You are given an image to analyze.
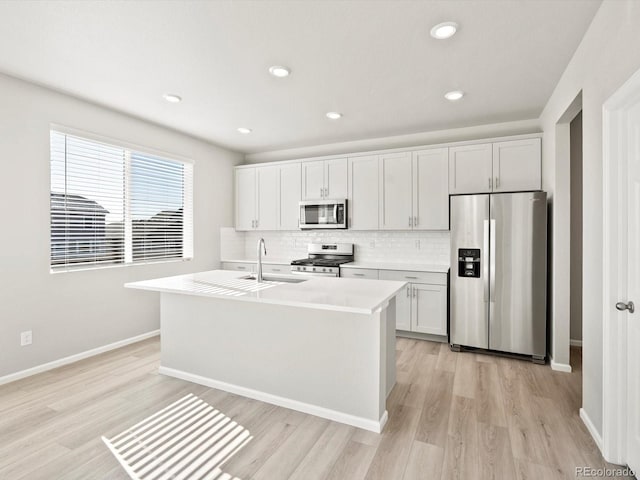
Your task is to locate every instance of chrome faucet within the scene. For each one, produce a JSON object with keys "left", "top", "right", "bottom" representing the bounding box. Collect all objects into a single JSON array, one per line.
[{"left": 256, "top": 238, "right": 267, "bottom": 282}]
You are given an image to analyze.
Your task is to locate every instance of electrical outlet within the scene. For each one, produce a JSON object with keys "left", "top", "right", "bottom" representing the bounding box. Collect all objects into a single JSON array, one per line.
[{"left": 20, "top": 330, "right": 32, "bottom": 346}]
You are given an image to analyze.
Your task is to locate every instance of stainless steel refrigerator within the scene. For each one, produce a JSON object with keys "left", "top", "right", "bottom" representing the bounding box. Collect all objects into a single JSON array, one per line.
[{"left": 449, "top": 192, "right": 547, "bottom": 362}]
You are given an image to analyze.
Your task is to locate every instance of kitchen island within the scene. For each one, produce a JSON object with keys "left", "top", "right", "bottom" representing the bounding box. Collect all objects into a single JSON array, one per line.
[{"left": 126, "top": 270, "right": 405, "bottom": 432}]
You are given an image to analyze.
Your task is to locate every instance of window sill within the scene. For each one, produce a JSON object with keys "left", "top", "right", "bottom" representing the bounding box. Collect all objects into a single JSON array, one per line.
[{"left": 50, "top": 257, "right": 193, "bottom": 274}]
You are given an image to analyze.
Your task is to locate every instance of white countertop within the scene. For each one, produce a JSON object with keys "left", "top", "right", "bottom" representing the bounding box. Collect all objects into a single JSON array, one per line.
[
  {"left": 126, "top": 270, "right": 406, "bottom": 315},
  {"left": 340, "top": 262, "right": 450, "bottom": 273}
]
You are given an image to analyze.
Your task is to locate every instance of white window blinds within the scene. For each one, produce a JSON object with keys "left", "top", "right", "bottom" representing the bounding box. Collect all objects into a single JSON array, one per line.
[{"left": 50, "top": 130, "right": 193, "bottom": 271}]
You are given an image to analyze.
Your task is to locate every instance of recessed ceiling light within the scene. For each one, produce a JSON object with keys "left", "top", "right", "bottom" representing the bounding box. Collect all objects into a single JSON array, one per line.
[
  {"left": 162, "top": 93, "right": 182, "bottom": 103},
  {"left": 444, "top": 90, "right": 465, "bottom": 101},
  {"left": 268, "top": 66, "right": 290, "bottom": 78},
  {"left": 237, "top": 127, "right": 252, "bottom": 134},
  {"left": 430, "top": 22, "right": 458, "bottom": 40},
  {"left": 326, "top": 112, "right": 343, "bottom": 120}
]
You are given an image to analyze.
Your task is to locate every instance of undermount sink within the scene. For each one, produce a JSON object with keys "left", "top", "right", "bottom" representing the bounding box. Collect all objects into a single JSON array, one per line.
[{"left": 240, "top": 274, "right": 307, "bottom": 284}]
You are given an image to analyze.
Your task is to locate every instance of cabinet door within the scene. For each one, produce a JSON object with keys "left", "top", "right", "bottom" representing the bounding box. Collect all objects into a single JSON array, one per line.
[
  {"left": 412, "top": 284, "right": 447, "bottom": 336},
  {"left": 379, "top": 152, "right": 412, "bottom": 230},
  {"left": 449, "top": 143, "right": 493, "bottom": 194},
  {"left": 395, "top": 284, "right": 412, "bottom": 331},
  {"left": 302, "top": 160, "right": 325, "bottom": 200},
  {"left": 256, "top": 166, "right": 279, "bottom": 230},
  {"left": 348, "top": 155, "right": 379, "bottom": 230},
  {"left": 325, "top": 158, "right": 348, "bottom": 199},
  {"left": 279, "top": 163, "right": 301, "bottom": 230},
  {"left": 492, "top": 138, "right": 541, "bottom": 192},
  {"left": 235, "top": 168, "right": 256, "bottom": 231},
  {"left": 413, "top": 148, "right": 449, "bottom": 230}
]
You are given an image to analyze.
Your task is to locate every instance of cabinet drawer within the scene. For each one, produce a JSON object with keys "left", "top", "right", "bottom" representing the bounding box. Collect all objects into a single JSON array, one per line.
[
  {"left": 379, "top": 270, "right": 447, "bottom": 285},
  {"left": 262, "top": 264, "right": 289, "bottom": 274},
  {"left": 221, "top": 262, "right": 255, "bottom": 272},
  {"left": 340, "top": 268, "right": 379, "bottom": 279}
]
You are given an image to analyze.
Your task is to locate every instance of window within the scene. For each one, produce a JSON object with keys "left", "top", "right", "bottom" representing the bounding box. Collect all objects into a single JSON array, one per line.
[{"left": 50, "top": 130, "right": 193, "bottom": 271}]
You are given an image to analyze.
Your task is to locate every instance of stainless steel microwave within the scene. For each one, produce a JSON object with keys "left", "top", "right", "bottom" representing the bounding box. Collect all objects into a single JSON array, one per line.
[{"left": 299, "top": 199, "right": 348, "bottom": 229}]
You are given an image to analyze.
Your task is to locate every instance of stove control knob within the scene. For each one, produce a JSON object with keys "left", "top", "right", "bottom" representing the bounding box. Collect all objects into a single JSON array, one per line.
[
  {"left": 322, "top": 268, "right": 326, "bottom": 272},
  {"left": 312, "top": 267, "right": 316, "bottom": 271}
]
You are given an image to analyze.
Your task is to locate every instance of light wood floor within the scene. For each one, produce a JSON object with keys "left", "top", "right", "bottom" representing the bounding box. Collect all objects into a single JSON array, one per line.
[{"left": 0, "top": 337, "right": 630, "bottom": 479}]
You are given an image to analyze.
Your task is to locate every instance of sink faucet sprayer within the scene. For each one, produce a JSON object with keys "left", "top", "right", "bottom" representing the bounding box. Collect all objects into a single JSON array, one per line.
[{"left": 257, "top": 238, "right": 267, "bottom": 282}]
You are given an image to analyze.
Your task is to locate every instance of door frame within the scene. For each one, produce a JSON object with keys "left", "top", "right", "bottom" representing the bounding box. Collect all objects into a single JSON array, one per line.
[{"left": 602, "top": 66, "right": 640, "bottom": 465}]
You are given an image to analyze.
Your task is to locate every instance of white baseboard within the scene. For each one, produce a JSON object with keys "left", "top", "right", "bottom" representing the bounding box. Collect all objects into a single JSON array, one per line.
[
  {"left": 0, "top": 330, "right": 160, "bottom": 386},
  {"left": 549, "top": 355, "right": 573, "bottom": 373},
  {"left": 570, "top": 339, "right": 583, "bottom": 347},
  {"left": 580, "top": 407, "right": 604, "bottom": 452},
  {"left": 159, "top": 365, "right": 388, "bottom": 433}
]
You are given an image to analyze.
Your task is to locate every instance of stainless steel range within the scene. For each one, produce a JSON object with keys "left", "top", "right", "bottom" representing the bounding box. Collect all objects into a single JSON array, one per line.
[{"left": 290, "top": 243, "right": 354, "bottom": 277}]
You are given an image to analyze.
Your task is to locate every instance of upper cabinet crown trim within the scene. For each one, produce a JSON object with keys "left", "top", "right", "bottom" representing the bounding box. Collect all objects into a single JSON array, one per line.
[{"left": 235, "top": 133, "right": 542, "bottom": 169}]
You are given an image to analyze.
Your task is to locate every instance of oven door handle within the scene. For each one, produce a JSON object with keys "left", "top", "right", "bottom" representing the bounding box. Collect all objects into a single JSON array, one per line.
[{"left": 290, "top": 270, "right": 338, "bottom": 277}]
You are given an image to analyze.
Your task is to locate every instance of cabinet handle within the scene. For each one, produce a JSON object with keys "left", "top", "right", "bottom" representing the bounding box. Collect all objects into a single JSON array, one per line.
[
  {"left": 251, "top": 220, "right": 254, "bottom": 228},
  {"left": 488, "top": 177, "right": 492, "bottom": 189},
  {"left": 414, "top": 216, "right": 418, "bottom": 227},
  {"left": 272, "top": 268, "right": 281, "bottom": 272},
  {"left": 409, "top": 216, "right": 412, "bottom": 227},
  {"left": 496, "top": 176, "right": 500, "bottom": 188},
  {"left": 353, "top": 273, "right": 364, "bottom": 277},
  {"left": 255, "top": 219, "right": 259, "bottom": 228},
  {"left": 413, "top": 287, "right": 416, "bottom": 298},
  {"left": 406, "top": 285, "right": 410, "bottom": 297},
  {"left": 238, "top": 266, "right": 246, "bottom": 270},
  {"left": 325, "top": 187, "right": 329, "bottom": 197},
  {"left": 320, "top": 187, "right": 323, "bottom": 198},
  {"left": 405, "top": 276, "right": 419, "bottom": 279}
]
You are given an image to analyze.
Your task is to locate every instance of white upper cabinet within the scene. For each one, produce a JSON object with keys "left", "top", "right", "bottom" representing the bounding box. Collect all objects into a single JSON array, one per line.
[
  {"left": 301, "top": 160, "right": 325, "bottom": 200},
  {"left": 378, "top": 148, "right": 448, "bottom": 230},
  {"left": 492, "top": 138, "right": 541, "bottom": 192},
  {"left": 235, "top": 163, "right": 301, "bottom": 231},
  {"left": 256, "top": 165, "right": 279, "bottom": 231},
  {"left": 325, "top": 158, "right": 348, "bottom": 199},
  {"left": 279, "top": 163, "right": 301, "bottom": 230},
  {"left": 379, "top": 152, "right": 413, "bottom": 230},
  {"left": 449, "top": 143, "right": 493, "bottom": 194},
  {"left": 348, "top": 155, "right": 379, "bottom": 230},
  {"left": 302, "top": 158, "right": 348, "bottom": 200},
  {"left": 449, "top": 138, "right": 541, "bottom": 194},
  {"left": 413, "top": 148, "right": 449, "bottom": 230},
  {"left": 235, "top": 167, "right": 256, "bottom": 231}
]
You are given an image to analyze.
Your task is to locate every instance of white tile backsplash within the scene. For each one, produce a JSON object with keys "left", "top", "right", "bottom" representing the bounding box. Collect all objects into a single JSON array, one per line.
[{"left": 221, "top": 228, "right": 450, "bottom": 265}]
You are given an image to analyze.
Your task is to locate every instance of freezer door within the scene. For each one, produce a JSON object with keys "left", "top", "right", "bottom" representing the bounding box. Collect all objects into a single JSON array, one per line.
[
  {"left": 489, "top": 192, "right": 547, "bottom": 356},
  {"left": 450, "top": 194, "right": 490, "bottom": 349}
]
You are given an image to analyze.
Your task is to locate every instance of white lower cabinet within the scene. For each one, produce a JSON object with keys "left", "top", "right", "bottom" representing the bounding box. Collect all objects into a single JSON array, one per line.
[
  {"left": 221, "top": 262, "right": 255, "bottom": 272},
  {"left": 378, "top": 270, "right": 448, "bottom": 337}
]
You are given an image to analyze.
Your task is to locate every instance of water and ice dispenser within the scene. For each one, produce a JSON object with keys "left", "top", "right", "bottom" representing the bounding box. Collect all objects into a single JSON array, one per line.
[{"left": 457, "top": 249, "right": 481, "bottom": 278}]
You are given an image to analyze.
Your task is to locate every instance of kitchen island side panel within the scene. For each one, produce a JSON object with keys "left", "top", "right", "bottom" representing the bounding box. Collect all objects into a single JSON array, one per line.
[{"left": 159, "top": 292, "right": 392, "bottom": 430}]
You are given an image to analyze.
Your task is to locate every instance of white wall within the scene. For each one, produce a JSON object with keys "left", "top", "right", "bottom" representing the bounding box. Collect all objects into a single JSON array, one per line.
[
  {"left": 540, "top": 0, "right": 640, "bottom": 434},
  {"left": 0, "top": 73, "right": 242, "bottom": 378}
]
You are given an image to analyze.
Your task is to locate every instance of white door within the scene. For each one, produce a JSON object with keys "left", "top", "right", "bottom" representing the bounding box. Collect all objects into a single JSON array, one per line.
[
  {"left": 395, "top": 284, "right": 412, "bottom": 331},
  {"left": 449, "top": 143, "right": 493, "bottom": 194},
  {"left": 379, "top": 152, "right": 412, "bottom": 230},
  {"left": 625, "top": 100, "right": 640, "bottom": 475},
  {"left": 302, "top": 160, "right": 325, "bottom": 200},
  {"left": 235, "top": 168, "right": 255, "bottom": 231},
  {"left": 279, "top": 163, "right": 301, "bottom": 230},
  {"left": 492, "top": 138, "right": 541, "bottom": 192},
  {"left": 413, "top": 148, "right": 449, "bottom": 230},
  {"left": 412, "top": 284, "right": 447, "bottom": 336},
  {"left": 256, "top": 166, "right": 279, "bottom": 230},
  {"left": 325, "top": 158, "right": 348, "bottom": 199},
  {"left": 348, "top": 155, "right": 379, "bottom": 230}
]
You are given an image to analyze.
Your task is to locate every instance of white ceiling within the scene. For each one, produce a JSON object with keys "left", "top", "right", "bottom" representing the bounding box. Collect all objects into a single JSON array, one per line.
[{"left": 0, "top": 0, "right": 601, "bottom": 154}]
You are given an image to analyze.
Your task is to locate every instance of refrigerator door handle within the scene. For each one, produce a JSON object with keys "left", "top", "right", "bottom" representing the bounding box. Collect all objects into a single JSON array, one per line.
[
  {"left": 490, "top": 219, "right": 496, "bottom": 302},
  {"left": 483, "top": 219, "right": 489, "bottom": 302}
]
